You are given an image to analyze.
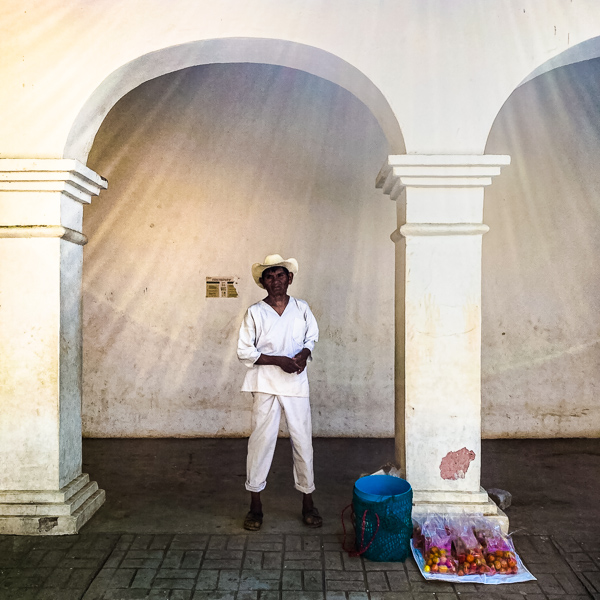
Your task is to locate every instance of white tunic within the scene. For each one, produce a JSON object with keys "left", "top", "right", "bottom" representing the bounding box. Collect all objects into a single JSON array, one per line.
[{"left": 237, "top": 297, "right": 319, "bottom": 397}]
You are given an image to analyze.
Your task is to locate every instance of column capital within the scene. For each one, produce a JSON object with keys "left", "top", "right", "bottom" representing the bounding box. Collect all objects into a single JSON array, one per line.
[
  {"left": 0, "top": 159, "right": 107, "bottom": 243},
  {"left": 376, "top": 154, "right": 511, "bottom": 201},
  {"left": 0, "top": 159, "right": 107, "bottom": 204}
]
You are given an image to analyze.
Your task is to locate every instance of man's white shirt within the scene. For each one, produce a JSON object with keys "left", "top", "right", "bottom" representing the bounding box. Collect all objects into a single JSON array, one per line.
[{"left": 237, "top": 297, "right": 319, "bottom": 397}]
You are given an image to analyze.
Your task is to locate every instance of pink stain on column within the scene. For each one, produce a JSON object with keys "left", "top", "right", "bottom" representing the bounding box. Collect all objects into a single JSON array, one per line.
[{"left": 439, "top": 448, "right": 476, "bottom": 480}]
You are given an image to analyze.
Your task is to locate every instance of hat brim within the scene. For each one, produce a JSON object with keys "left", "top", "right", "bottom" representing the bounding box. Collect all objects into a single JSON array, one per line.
[{"left": 252, "top": 258, "right": 298, "bottom": 289}]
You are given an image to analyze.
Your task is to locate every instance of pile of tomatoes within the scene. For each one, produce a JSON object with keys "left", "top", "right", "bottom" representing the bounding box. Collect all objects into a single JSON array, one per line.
[
  {"left": 484, "top": 549, "right": 519, "bottom": 575},
  {"left": 455, "top": 548, "right": 494, "bottom": 576},
  {"left": 422, "top": 546, "right": 457, "bottom": 574},
  {"left": 414, "top": 517, "right": 520, "bottom": 578},
  {"left": 420, "top": 541, "right": 519, "bottom": 577}
]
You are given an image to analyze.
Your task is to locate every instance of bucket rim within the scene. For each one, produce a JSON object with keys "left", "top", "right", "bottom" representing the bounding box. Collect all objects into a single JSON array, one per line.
[{"left": 354, "top": 474, "right": 412, "bottom": 501}]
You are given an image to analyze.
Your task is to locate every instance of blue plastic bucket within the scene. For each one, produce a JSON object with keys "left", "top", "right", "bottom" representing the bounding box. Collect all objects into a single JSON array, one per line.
[
  {"left": 352, "top": 475, "right": 413, "bottom": 562},
  {"left": 354, "top": 474, "right": 411, "bottom": 502}
]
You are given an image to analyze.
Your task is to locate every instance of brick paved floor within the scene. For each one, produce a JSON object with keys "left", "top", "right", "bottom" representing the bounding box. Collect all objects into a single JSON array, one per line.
[
  {"left": 1, "top": 531, "right": 599, "bottom": 600},
  {"left": 2, "top": 439, "right": 599, "bottom": 599}
]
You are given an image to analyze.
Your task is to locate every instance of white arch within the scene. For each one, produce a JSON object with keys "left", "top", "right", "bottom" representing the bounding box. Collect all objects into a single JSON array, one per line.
[
  {"left": 518, "top": 35, "right": 600, "bottom": 89},
  {"left": 64, "top": 37, "right": 405, "bottom": 162},
  {"left": 486, "top": 35, "right": 600, "bottom": 151}
]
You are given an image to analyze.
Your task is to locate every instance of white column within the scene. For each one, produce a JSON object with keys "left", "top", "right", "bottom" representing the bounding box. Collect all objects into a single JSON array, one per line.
[
  {"left": 377, "top": 155, "right": 510, "bottom": 529},
  {"left": 0, "top": 159, "right": 107, "bottom": 535}
]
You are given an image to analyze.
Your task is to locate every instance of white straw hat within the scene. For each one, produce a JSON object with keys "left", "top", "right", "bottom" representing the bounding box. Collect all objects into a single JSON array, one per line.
[{"left": 252, "top": 254, "right": 299, "bottom": 288}]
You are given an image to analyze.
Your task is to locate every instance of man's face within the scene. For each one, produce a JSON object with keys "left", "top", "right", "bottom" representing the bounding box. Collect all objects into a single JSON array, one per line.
[{"left": 260, "top": 266, "right": 293, "bottom": 296}]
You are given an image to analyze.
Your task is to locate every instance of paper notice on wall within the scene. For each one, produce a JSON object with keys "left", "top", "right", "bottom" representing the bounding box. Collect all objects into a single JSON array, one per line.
[{"left": 206, "top": 277, "right": 238, "bottom": 298}]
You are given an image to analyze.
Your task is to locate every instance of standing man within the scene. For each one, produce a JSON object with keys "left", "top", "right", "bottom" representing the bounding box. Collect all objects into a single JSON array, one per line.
[{"left": 237, "top": 254, "right": 321, "bottom": 531}]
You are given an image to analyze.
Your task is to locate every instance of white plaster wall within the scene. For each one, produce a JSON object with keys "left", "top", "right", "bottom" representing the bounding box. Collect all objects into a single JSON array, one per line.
[
  {"left": 3, "top": 1, "right": 600, "bottom": 158},
  {"left": 483, "top": 58, "right": 600, "bottom": 438},
  {"left": 82, "top": 64, "right": 396, "bottom": 437},
  {"left": 82, "top": 58, "right": 600, "bottom": 438}
]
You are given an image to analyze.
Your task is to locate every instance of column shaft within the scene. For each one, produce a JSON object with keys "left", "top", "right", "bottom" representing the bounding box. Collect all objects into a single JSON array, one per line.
[
  {"left": 378, "top": 155, "right": 510, "bottom": 527},
  {"left": 404, "top": 221, "right": 483, "bottom": 492},
  {"left": 0, "top": 159, "right": 107, "bottom": 534}
]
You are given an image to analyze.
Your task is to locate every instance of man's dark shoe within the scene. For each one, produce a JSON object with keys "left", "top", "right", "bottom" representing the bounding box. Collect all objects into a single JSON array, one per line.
[
  {"left": 302, "top": 506, "right": 323, "bottom": 528},
  {"left": 244, "top": 511, "right": 263, "bottom": 531}
]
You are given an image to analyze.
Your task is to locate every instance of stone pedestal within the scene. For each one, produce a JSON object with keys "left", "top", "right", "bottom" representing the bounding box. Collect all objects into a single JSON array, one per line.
[
  {"left": 377, "top": 155, "right": 510, "bottom": 531},
  {"left": 0, "top": 159, "right": 107, "bottom": 535}
]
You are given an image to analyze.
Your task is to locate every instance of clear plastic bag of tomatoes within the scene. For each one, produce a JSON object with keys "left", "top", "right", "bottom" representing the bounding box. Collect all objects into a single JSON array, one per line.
[
  {"left": 473, "top": 518, "right": 520, "bottom": 575},
  {"left": 411, "top": 515, "right": 536, "bottom": 585},
  {"left": 450, "top": 517, "right": 494, "bottom": 577},
  {"left": 419, "top": 515, "right": 458, "bottom": 576}
]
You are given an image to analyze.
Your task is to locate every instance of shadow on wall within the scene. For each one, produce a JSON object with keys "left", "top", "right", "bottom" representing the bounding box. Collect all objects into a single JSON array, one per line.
[
  {"left": 83, "top": 63, "right": 395, "bottom": 439},
  {"left": 483, "top": 58, "right": 600, "bottom": 438}
]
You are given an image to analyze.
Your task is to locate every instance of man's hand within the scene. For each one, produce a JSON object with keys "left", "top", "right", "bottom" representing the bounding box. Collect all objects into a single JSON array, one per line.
[
  {"left": 293, "top": 349, "right": 311, "bottom": 374},
  {"left": 276, "top": 356, "right": 303, "bottom": 374},
  {"left": 256, "top": 354, "right": 301, "bottom": 374},
  {"left": 255, "top": 351, "right": 311, "bottom": 374}
]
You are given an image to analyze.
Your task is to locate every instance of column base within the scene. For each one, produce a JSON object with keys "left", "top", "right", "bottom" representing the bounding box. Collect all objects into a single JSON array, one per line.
[
  {"left": 0, "top": 474, "right": 105, "bottom": 535},
  {"left": 412, "top": 487, "right": 509, "bottom": 533}
]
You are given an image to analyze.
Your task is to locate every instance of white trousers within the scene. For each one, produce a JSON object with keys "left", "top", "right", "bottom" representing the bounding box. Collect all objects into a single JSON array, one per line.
[{"left": 246, "top": 392, "right": 315, "bottom": 494}]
